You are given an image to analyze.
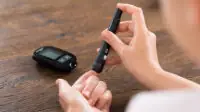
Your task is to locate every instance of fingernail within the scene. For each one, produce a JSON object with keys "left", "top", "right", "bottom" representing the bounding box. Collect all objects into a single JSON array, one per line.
[
  {"left": 89, "top": 70, "right": 97, "bottom": 75},
  {"left": 56, "top": 79, "right": 62, "bottom": 85},
  {"left": 117, "top": 3, "right": 122, "bottom": 6},
  {"left": 101, "top": 30, "right": 107, "bottom": 36},
  {"left": 96, "top": 48, "right": 100, "bottom": 52}
]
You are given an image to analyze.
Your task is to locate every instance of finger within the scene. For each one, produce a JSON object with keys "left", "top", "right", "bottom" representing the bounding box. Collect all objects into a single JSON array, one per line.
[
  {"left": 101, "top": 29, "right": 126, "bottom": 56},
  {"left": 56, "top": 79, "right": 72, "bottom": 104},
  {"left": 97, "top": 37, "right": 132, "bottom": 53},
  {"left": 104, "top": 91, "right": 112, "bottom": 110},
  {"left": 89, "top": 81, "right": 107, "bottom": 106},
  {"left": 56, "top": 79, "right": 93, "bottom": 112},
  {"left": 73, "top": 70, "right": 97, "bottom": 91},
  {"left": 121, "top": 37, "right": 132, "bottom": 45},
  {"left": 117, "top": 3, "right": 148, "bottom": 33},
  {"left": 106, "top": 56, "right": 121, "bottom": 65},
  {"left": 117, "top": 21, "right": 134, "bottom": 33},
  {"left": 73, "top": 70, "right": 98, "bottom": 85},
  {"left": 82, "top": 76, "right": 99, "bottom": 99},
  {"left": 96, "top": 48, "right": 121, "bottom": 65},
  {"left": 96, "top": 90, "right": 112, "bottom": 110},
  {"left": 96, "top": 48, "right": 100, "bottom": 52},
  {"left": 59, "top": 97, "right": 68, "bottom": 111},
  {"left": 94, "top": 52, "right": 122, "bottom": 65}
]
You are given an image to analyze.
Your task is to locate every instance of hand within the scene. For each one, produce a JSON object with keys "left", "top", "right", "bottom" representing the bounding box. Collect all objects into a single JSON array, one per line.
[
  {"left": 98, "top": 4, "right": 200, "bottom": 90},
  {"left": 100, "top": 3, "right": 162, "bottom": 77},
  {"left": 56, "top": 71, "right": 112, "bottom": 112}
]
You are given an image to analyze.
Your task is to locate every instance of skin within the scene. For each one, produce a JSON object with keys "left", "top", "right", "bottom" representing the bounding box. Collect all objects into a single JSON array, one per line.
[
  {"left": 160, "top": 0, "right": 200, "bottom": 64},
  {"left": 100, "top": 3, "right": 200, "bottom": 89},
  {"left": 56, "top": 1, "right": 200, "bottom": 111},
  {"left": 56, "top": 71, "right": 112, "bottom": 112}
]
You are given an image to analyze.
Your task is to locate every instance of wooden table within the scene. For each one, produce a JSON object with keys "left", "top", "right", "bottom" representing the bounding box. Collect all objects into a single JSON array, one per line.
[{"left": 0, "top": 0, "right": 200, "bottom": 112}]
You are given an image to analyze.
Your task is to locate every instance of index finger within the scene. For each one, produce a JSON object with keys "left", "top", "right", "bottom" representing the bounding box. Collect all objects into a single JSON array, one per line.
[
  {"left": 73, "top": 70, "right": 98, "bottom": 86},
  {"left": 117, "top": 21, "right": 133, "bottom": 33},
  {"left": 117, "top": 3, "right": 148, "bottom": 32}
]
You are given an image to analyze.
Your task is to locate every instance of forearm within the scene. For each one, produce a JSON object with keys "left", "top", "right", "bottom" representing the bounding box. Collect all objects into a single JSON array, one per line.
[{"left": 134, "top": 68, "right": 200, "bottom": 90}]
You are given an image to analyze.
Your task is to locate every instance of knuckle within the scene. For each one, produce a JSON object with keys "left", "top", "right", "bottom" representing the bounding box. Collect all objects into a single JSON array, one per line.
[
  {"left": 101, "top": 30, "right": 109, "bottom": 37},
  {"left": 87, "top": 75, "right": 99, "bottom": 83},
  {"left": 101, "top": 30, "right": 106, "bottom": 36},
  {"left": 99, "top": 81, "right": 107, "bottom": 88},
  {"left": 150, "top": 32, "right": 156, "bottom": 37},
  {"left": 105, "top": 90, "right": 112, "bottom": 100},
  {"left": 128, "top": 4, "right": 135, "bottom": 10},
  {"left": 149, "top": 32, "right": 156, "bottom": 39},
  {"left": 136, "top": 7, "right": 143, "bottom": 14}
]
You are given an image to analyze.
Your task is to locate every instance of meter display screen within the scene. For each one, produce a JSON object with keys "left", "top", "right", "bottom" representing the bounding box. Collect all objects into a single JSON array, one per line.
[{"left": 40, "top": 49, "right": 63, "bottom": 60}]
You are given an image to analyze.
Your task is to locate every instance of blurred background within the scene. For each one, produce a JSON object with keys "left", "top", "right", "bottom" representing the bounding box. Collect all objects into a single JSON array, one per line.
[
  {"left": 0, "top": 0, "right": 162, "bottom": 60},
  {"left": 0, "top": 0, "right": 171, "bottom": 112}
]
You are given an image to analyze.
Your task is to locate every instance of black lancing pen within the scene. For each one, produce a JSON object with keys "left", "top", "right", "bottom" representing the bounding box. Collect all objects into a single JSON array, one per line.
[{"left": 92, "top": 8, "right": 123, "bottom": 73}]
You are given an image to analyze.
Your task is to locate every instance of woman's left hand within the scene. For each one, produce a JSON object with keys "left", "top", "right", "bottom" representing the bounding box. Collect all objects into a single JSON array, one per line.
[{"left": 56, "top": 70, "right": 112, "bottom": 112}]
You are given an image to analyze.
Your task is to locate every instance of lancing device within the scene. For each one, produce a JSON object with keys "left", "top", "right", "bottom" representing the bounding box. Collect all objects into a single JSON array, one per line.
[{"left": 92, "top": 8, "right": 123, "bottom": 73}]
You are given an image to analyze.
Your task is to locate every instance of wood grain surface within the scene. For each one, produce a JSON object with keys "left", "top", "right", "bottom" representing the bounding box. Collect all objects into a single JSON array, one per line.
[{"left": 0, "top": 0, "right": 200, "bottom": 112}]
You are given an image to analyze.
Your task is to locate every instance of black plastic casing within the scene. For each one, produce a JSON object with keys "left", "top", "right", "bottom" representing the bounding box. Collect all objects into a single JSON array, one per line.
[
  {"left": 32, "top": 46, "right": 77, "bottom": 72},
  {"left": 92, "top": 8, "right": 123, "bottom": 73}
]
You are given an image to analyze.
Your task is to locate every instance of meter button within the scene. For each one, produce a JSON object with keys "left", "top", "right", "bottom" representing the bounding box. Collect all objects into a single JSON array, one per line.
[
  {"left": 105, "top": 49, "right": 109, "bottom": 54},
  {"left": 103, "top": 55, "right": 107, "bottom": 60},
  {"left": 35, "top": 47, "right": 44, "bottom": 53},
  {"left": 58, "top": 57, "right": 67, "bottom": 63},
  {"left": 63, "top": 55, "right": 72, "bottom": 60}
]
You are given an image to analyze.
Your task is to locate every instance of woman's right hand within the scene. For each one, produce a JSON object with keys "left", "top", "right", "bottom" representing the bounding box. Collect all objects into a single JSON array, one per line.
[
  {"left": 98, "top": 3, "right": 200, "bottom": 90},
  {"left": 100, "top": 3, "right": 162, "bottom": 78}
]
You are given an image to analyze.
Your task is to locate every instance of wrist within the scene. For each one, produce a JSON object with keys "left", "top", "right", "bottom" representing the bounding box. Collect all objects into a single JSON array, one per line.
[{"left": 130, "top": 64, "right": 165, "bottom": 86}]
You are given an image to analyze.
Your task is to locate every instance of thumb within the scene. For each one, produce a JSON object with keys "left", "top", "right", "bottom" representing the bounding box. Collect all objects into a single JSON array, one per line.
[
  {"left": 56, "top": 79, "right": 73, "bottom": 104},
  {"left": 101, "top": 29, "right": 126, "bottom": 56}
]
